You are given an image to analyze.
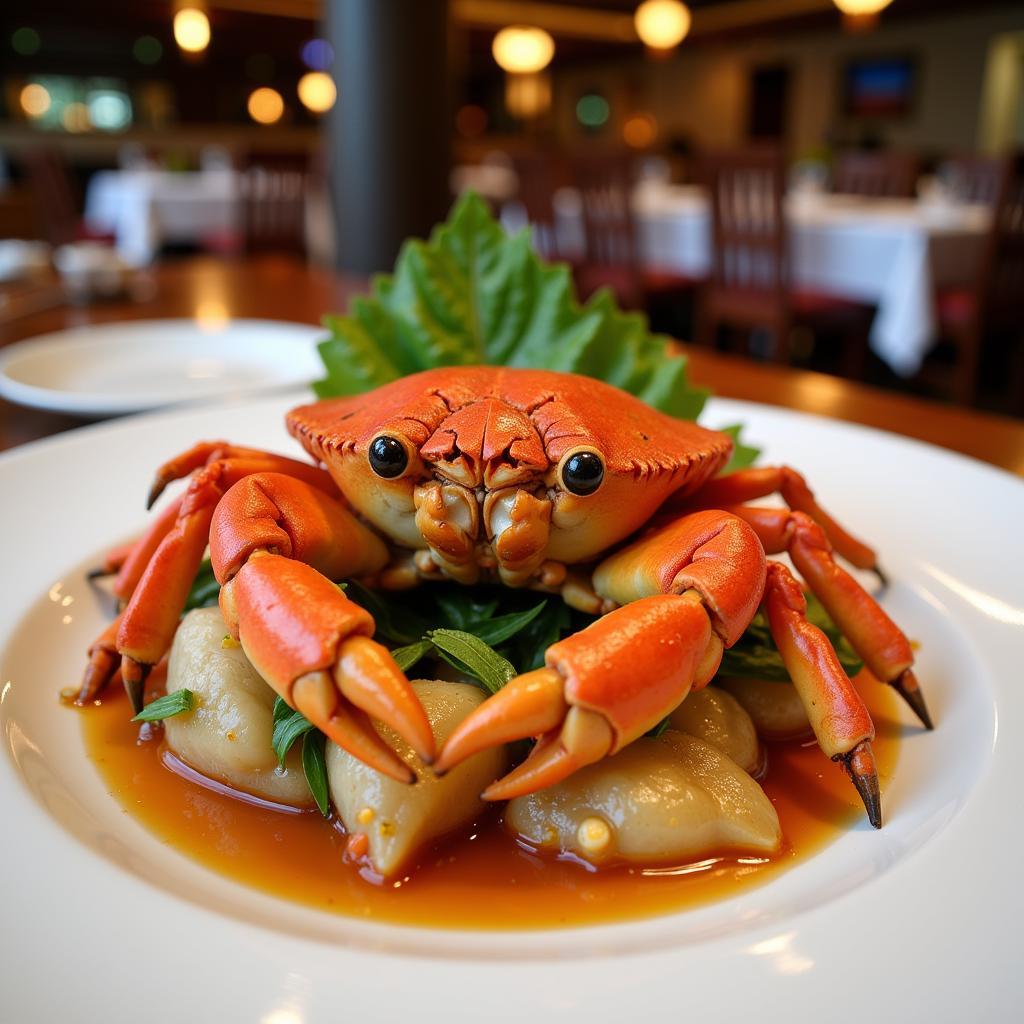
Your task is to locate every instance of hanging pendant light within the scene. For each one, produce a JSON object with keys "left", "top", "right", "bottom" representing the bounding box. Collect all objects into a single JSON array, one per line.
[{"left": 634, "top": 1, "right": 691, "bottom": 54}]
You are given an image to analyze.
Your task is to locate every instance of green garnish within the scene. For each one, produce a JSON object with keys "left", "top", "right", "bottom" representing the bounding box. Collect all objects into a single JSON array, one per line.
[
  {"left": 426, "top": 628, "right": 517, "bottom": 694},
  {"left": 271, "top": 696, "right": 316, "bottom": 768},
  {"left": 131, "top": 689, "right": 195, "bottom": 722},
  {"left": 302, "top": 731, "right": 331, "bottom": 817},
  {"left": 313, "top": 191, "right": 742, "bottom": 438}
]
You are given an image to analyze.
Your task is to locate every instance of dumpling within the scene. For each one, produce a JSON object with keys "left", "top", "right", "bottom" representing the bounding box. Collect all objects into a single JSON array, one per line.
[
  {"left": 718, "top": 676, "right": 812, "bottom": 741},
  {"left": 506, "top": 731, "right": 781, "bottom": 866},
  {"left": 164, "top": 606, "right": 312, "bottom": 807},
  {"left": 669, "top": 686, "right": 762, "bottom": 774},
  {"left": 328, "top": 680, "right": 507, "bottom": 877}
]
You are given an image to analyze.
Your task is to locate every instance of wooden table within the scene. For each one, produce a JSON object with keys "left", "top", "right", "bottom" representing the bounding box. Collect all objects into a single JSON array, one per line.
[{"left": 2, "top": 255, "right": 1023, "bottom": 478}]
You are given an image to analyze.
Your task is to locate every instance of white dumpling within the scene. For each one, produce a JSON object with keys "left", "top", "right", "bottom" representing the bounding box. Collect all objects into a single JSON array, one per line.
[
  {"left": 328, "top": 680, "right": 507, "bottom": 878},
  {"left": 164, "top": 606, "right": 312, "bottom": 807},
  {"left": 506, "top": 731, "right": 781, "bottom": 867},
  {"left": 718, "top": 676, "right": 812, "bottom": 741},
  {"left": 669, "top": 686, "right": 762, "bottom": 774}
]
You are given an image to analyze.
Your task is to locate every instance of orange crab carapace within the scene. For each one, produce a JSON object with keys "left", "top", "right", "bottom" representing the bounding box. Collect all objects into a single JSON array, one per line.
[{"left": 80, "top": 367, "right": 932, "bottom": 827}]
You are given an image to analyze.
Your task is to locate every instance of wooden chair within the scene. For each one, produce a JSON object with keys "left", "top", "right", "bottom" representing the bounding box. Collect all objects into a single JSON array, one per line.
[
  {"left": 937, "top": 154, "right": 1005, "bottom": 206},
  {"left": 510, "top": 152, "right": 569, "bottom": 263},
  {"left": 22, "top": 147, "right": 113, "bottom": 247},
  {"left": 569, "top": 151, "right": 695, "bottom": 310},
  {"left": 931, "top": 153, "right": 1024, "bottom": 407},
  {"left": 239, "top": 151, "right": 310, "bottom": 256},
  {"left": 833, "top": 151, "right": 919, "bottom": 198},
  {"left": 696, "top": 147, "right": 871, "bottom": 372}
]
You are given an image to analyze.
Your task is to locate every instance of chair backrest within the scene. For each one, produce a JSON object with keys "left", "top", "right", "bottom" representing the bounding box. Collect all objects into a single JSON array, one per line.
[
  {"left": 570, "top": 152, "right": 638, "bottom": 269},
  {"left": 939, "top": 154, "right": 1006, "bottom": 206},
  {"left": 703, "top": 147, "right": 786, "bottom": 297},
  {"left": 23, "top": 147, "right": 81, "bottom": 246},
  {"left": 980, "top": 152, "right": 1024, "bottom": 330},
  {"left": 833, "top": 150, "right": 919, "bottom": 198},
  {"left": 240, "top": 151, "right": 309, "bottom": 255},
  {"left": 510, "top": 152, "right": 563, "bottom": 262}
]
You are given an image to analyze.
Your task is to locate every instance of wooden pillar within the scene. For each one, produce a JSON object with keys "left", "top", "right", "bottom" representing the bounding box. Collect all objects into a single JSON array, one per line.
[{"left": 327, "top": 0, "right": 451, "bottom": 274}]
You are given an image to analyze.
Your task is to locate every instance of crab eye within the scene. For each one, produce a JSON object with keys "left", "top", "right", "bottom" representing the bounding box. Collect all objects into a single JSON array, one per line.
[
  {"left": 368, "top": 435, "right": 409, "bottom": 478},
  {"left": 560, "top": 449, "right": 605, "bottom": 496}
]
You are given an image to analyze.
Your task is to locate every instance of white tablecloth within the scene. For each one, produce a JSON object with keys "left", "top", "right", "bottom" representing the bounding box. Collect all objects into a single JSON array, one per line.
[
  {"left": 84, "top": 170, "right": 242, "bottom": 266},
  {"left": 512, "top": 184, "right": 990, "bottom": 377}
]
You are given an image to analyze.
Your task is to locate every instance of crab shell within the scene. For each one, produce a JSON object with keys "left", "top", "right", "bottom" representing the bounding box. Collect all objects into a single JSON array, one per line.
[{"left": 288, "top": 368, "right": 731, "bottom": 585}]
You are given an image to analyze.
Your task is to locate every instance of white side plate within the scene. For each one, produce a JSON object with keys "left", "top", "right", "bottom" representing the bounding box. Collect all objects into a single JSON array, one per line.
[{"left": 0, "top": 318, "right": 325, "bottom": 416}]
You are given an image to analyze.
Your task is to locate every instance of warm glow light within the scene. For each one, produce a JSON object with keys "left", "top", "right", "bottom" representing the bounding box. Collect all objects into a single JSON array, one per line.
[
  {"left": 634, "top": 0, "right": 691, "bottom": 50},
  {"left": 297, "top": 71, "right": 336, "bottom": 113},
  {"left": 174, "top": 9, "right": 210, "bottom": 54},
  {"left": 623, "top": 112, "right": 658, "bottom": 148},
  {"left": 195, "top": 299, "right": 229, "bottom": 331},
  {"left": 833, "top": 0, "right": 893, "bottom": 12},
  {"left": 492, "top": 26, "right": 554, "bottom": 74},
  {"left": 62, "top": 101, "right": 90, "bottom": 133},
  {"left": 505, "top": 73, "right": 551, "bottom": 119},
  {"left": 19, "top": 83, "right": 51, "bottom": 118},
  {"left": 248, "top": 86, "right": 284, "bottom": 125}
]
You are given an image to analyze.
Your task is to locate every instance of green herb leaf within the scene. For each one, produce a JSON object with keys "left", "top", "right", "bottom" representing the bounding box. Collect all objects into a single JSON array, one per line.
[
  {"left": 717, "top": 424, "right": 761, "bottom": 475},
  {"left": 513, "top": 600, "right": 575, "bottom": 672},
  {"left": 427, "top": 628, "right": 517, "bottom": 694},
  {"left": 344, "top": 579, "right": 428, "bottom": 645},
  {"left": 184, "top": 559, "right": 220, "bottom": 612},
  {"left": 647, "top": 716, "right": 672, "bottom": 738},
  {"left": 465, "top": 601, "right": 547, "bottom": 646},
  {"left": 132, "top": 688, "right": 195, "bottom": 722},
  {"left": 302, "top": 730, "right": 331, "bottom": 817},
  {"left": 391, "top": 638, "right": 435, "bottom": 674},
  {"left": 314, "top": 192, "right": 708, "bottom": 424},
  {"left": 271, "top": 696, "right": 315, "bottom": 768}
]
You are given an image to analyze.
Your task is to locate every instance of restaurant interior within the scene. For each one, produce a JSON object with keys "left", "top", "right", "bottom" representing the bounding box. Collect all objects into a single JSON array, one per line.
[{"left": 1, "top": 0, "right": 1023, "bottom": 444}]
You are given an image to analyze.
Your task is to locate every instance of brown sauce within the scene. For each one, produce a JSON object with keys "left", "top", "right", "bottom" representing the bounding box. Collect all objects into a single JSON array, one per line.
[{"left": 78, "top": 676, "right": 900, "bottom": 930}]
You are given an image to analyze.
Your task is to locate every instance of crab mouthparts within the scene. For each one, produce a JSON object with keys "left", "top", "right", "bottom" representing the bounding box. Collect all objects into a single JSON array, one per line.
[{"left": 412, "top": 481, "right": 552, "bottom": 586}]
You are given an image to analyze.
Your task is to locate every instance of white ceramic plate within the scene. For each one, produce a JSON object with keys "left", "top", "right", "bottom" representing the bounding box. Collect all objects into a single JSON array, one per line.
[
  {"left": 0, "top": 319, "right": 325, "bottom": 416},
  {"left": 1, "top": 393, "right": 1021, "bottom": 1023}
]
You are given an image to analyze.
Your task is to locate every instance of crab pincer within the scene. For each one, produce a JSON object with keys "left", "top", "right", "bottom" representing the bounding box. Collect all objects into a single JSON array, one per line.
[
  {"left": 435, "top": 591, "right": 719, "bottom": 799},
  {"left": 219, "top": 554, "right": 435, "bottom": 782}
]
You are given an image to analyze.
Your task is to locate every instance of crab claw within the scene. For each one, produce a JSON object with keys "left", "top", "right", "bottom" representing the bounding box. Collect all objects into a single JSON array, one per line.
[
  {"left": 78, "top": 613, "right": 124, "bottom": 704},
  {"left": 434, "top": 669, "right": 614, "bottom": 800},
  {"left": 437, "top": 594, "right": 716, "bottom": 799},
  {"left": 222, "top": 554, "right": 435, "bottom": 782}
]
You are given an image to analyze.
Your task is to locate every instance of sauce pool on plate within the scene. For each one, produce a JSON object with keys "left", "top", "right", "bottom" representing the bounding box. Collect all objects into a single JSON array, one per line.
[{"left": 78, "top": 676, "right": 900, "bottom": 929}]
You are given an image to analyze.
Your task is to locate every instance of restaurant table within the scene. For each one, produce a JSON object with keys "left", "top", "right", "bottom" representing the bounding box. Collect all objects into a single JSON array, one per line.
[
  {"left": 508, "top": 183, "right": 991, "bottom": 379},
  {"left": 84, "top": 169, "right": 243, "bottom": 266},
  {"left": 1, "top": 255, "right": 1022, "bottom": 479}
]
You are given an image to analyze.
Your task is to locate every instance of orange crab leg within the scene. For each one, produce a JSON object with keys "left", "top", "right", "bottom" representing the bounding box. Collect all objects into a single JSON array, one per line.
[
  {"left": 437, "top": 512, "right": 768, "bottom": 794},
  {"left": 146, "top": 440, "right": 337, "bottom": 509},
  {"left": 728, "top": 505, "right": 932, "bottom": 730},
  {"left": 688, "top": 465, "right": 878, "bottom": 572},
  {"left": 111, "top": 468, "right": 388, "bottom": 703},
  {"left": 762, "top": 561, "right": 880, "bottom": 827},
  {"left": 78, "top": 611, "right": 125, "bottom": 704},
  {"left": 435, "top": 592, "right": 715, "bottom": 797},
  {"left": 220, "top": 553, "right": 434, "bottom": 778}
]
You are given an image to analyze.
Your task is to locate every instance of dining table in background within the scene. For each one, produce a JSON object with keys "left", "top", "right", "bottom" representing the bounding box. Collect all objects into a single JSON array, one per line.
[
  {"left": 0, "top": 255, "right": 1021, "bottom": 479},
  {"left": 508, "top": 182, "right": 991, "bottom": 378},
  {"left": 83, "top": 168, "right": 245, "bottom": 266}
]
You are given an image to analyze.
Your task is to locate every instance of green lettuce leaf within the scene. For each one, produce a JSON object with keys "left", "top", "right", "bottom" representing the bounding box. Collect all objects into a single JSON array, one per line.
[{"left": 313, "top": 192, "right": 712, "bottom": 423}]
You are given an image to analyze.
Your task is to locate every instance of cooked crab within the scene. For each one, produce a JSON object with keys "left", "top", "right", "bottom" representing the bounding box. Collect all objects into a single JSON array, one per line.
[{"left": 79, "top": 367, "right": 932, "bottom": 826}]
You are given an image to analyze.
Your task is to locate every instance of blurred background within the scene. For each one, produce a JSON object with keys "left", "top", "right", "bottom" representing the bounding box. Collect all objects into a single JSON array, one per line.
[{"left": 1, "top": 0, "right": 1023, "bottom": 417}]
